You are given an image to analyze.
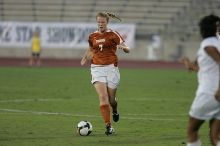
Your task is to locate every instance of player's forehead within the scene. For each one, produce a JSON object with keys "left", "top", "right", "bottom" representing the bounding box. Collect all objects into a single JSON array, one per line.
[{"left": 96, "top": 16, "right": 108, "bottom": 22}]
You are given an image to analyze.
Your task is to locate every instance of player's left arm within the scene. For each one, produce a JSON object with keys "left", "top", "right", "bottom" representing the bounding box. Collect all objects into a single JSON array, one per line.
[
  {"left": 117, "top": 43, "right": 130, "bottom": 53},
  {"left": 205, "top": 46, "right": 220, "bottom": 64},
  {"left": 113, "top": 31, "right": 130, "bottom": 53},
  {"left": 205, "top": 46, "right": 220, "bottom": 101},
  {"left": 215, "top": 83, "right": 220, "bottom": 102}
]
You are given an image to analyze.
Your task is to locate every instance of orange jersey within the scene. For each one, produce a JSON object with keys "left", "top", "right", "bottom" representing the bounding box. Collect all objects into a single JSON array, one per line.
[{"left": 88, "top": 29, "right": 124, "bottom": 66}]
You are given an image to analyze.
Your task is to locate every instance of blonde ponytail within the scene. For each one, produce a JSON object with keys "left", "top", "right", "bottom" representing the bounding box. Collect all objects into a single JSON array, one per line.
[
  {"left": 106, "top": 12, "right": 122, "bottom": 22},
  {"left": 96, "top": 12, "right": 122, "bottom": 22}
]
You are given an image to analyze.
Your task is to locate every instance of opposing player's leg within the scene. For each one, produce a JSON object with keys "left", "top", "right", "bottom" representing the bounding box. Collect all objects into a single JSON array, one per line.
[
  {"left": 209, "top": 119, "right": 220, "bottom": 146},
  {"left": 94, "top": 82, "right": 114, "bottom": 135},
  {"left": 187, "top": 117, "right": 204, "bottom": 146},
  {"left": 108, "top": 87, "right": 119, "bottom": 122},
  {"left": 188, "top": 92, "right": 220, "bottom": 145}
]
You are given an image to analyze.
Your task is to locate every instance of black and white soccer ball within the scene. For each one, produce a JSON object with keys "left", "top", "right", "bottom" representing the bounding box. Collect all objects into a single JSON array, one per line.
[{"left": 77, "top": 121, "right": 93, "bottom": 136}]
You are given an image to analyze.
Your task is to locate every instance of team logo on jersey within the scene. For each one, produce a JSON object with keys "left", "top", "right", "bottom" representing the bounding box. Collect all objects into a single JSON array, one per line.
[{"left": 96, "top": 39, "right": 105, "bottom": 43}]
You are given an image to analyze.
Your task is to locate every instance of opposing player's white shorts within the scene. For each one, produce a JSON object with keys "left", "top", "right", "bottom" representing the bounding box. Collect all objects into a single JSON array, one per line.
[
  {"left": 90, "top": 64, "right": 120, "bottom": 89},
  {"left": 189, "top": 92, "right": 220, "bottom": 120}
]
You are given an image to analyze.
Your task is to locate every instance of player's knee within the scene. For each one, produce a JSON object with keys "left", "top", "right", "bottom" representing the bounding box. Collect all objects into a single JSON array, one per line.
[
  {"left": 109, "top": 100, "right": 117, "bottom": 107},
  {"left": 210, "top": 130, "right": 219, "bottom": 145},
  {"left": 187, "top": 124, "right": 199, "bottom": 136},
  {"left": 99, "top": 94, "right": 109, "bottom": 104}
]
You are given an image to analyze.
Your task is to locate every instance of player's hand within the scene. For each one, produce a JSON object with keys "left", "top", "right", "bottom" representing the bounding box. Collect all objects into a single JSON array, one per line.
[
  {"left": 80, "top": 48, "right": 93, "bottom": 66},
  {"left": 180, "top": 57, "right": 191, "bottom": 70},
  {"left": 180, "top": 57, "right": 198, "bottom": 72},
  {"left": 117, "top": 44, "right": 130, "bottom": 53},
  {"left": 80, "top": 58, "right": 87, "bottom": 66},
  {"left": 215, "top": 88, "right": 220, "bottom": 102}
]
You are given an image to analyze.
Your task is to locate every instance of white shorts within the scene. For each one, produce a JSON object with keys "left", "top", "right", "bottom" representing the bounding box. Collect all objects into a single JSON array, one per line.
[
  {"left": 189, "top": 92, "right": 220, "bottom": 120},
  {"left": 90, "top": 64, "right": 120, "bottom": 89}
]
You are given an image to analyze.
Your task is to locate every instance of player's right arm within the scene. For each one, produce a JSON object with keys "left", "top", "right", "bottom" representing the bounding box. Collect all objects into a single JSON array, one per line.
[
  {"left": 180, "top": 57, "right": 199, "bottom": 72},
  {"left": 80, "top": 48, "right": 93, "bottom": 66}
]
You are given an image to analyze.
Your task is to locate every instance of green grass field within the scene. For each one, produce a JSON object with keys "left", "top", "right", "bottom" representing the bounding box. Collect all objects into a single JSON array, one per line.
[{"left": 0, "top": 67, "right": 212, "bottom": 146}]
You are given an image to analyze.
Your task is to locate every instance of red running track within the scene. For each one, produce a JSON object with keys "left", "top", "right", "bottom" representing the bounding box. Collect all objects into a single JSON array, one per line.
[{"left": 0, "top": 57, "right": 185, "bottom": 69}]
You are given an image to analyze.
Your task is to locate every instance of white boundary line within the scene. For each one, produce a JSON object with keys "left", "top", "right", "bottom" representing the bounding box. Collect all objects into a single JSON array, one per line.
[
  {"left": 0, "top": 108, "right": 186, "bottom": 122},
  {"left": 0, "top": 98, "right": 191, "bottom": 103},
  {"left": 125, "top": 113, "right": 187, "bottom": 116},
  {"left": 0, "top": 108, "right": 100, "bottom": 118},
  {"left": 0, "top": 98, "right": 64, "bottom": 103}
]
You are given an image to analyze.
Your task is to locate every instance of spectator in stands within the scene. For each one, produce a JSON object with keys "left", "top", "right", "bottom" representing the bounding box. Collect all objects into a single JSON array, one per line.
[
  {"left": 181, "top": 14, "right": 220, "bottom": 146},
  {"left": 29, "top": 31, "right": 41, "bottom": 67},
  {"left": 80, "top": 12, "right": 130, "bottom": 135},
  {"left": 147, "top": 34, "right": 161, "bottom": 61},
  {"left": 171, "top": 37, "right": 185, "bottom": 61}
]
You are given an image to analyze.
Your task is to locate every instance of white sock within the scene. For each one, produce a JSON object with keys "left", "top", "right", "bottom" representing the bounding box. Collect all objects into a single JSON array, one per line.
[
  {"left": 217, "top": 141, "right": 220, "bottom": 146},
  {"left": 187, "top": 139, "right": 201, "bottom": 146}
]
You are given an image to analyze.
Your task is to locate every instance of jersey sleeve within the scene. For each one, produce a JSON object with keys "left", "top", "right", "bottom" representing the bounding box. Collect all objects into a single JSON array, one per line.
[
  {"left": 213, "top": 39, "right": 220, "bottom": 52},
  {"left": 113, "top": 31, "right": 124, "bottom": 45},
  {"left": 88, "top": 35, "right": 93, "bottom": 47},
  {"left": 201, "top": 38, "right": 220, "bottom": 52}
]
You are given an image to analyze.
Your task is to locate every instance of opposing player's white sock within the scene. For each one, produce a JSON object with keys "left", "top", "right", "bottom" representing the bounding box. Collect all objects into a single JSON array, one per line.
[
  {"left": 187, "top": 139, "right": 201, "bottom": 146},
  {"left": 216, "top": 141, "right": 220, "bottom": 146}
]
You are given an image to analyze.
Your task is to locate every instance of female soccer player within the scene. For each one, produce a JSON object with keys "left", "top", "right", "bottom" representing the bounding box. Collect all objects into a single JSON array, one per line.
[
  {"left": 81, "top": 12, "right": 130, "bottom": 135},
  {"left": 181, "top": 15, "right": 220, "bottom": 146}
]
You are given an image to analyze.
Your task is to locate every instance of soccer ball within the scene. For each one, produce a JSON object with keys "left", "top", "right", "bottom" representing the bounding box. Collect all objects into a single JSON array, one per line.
[{"left": 77, "top": 121, "right": 93, "bottom": 136}]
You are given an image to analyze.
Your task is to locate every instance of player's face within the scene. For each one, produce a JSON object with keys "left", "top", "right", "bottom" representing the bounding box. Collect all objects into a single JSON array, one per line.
[{"left": 97, "top": 16, "right": 108, "bottom": 33}]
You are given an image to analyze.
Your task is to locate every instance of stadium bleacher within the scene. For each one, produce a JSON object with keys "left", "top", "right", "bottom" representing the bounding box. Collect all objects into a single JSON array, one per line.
[
  {"left": 0, "top": 0, "right": 219, "bottom": 61},
  {"left": 0, "top": 0, "right": 192, "bottom": 37}
]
